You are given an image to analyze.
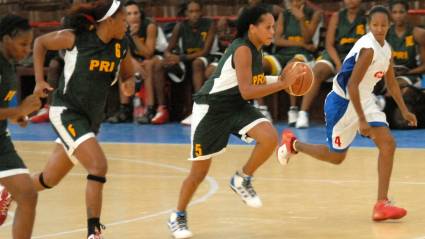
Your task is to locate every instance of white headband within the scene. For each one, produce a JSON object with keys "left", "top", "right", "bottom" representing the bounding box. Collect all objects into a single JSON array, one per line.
[{"left": 97, "top": 0, "right": 121, "bottom": 22}]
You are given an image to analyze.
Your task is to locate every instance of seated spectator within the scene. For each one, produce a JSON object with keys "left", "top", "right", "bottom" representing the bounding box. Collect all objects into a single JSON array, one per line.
[
  {"left": 152, "top": 0, "right": 216, "bottom": 125},
  {"left": 204, "top": 17, "right": 235, "bottom": 79},
  {"left": 296, "top": 0, "right": 366, "bottom": 128},
  {"left": 106, "top": 0, "right": 159, "bottom": 123},
  {"left": 238, "top": 0, "right": 284, "bottom": 20},
  {"left": 263, "top": 0, "right": 322, "bottom": 125},
  {"left": 387, "top": 0, "right": 425, "bottom": 88}
]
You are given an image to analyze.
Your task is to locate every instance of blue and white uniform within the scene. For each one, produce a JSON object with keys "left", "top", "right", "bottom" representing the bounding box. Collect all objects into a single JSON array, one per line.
[{"left": 325, "top": 32, "right": 392, "bottom": 151}]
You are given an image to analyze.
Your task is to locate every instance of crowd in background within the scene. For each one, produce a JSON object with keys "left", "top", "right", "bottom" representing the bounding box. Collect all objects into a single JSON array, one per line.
[{"left": 21, "top": 0, "right": 425, "bottom": 129}]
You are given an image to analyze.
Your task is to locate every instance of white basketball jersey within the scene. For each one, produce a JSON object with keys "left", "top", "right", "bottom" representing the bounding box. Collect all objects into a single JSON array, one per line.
[{"left": 332, "top": 32, "right": 392, "bottom": 101}]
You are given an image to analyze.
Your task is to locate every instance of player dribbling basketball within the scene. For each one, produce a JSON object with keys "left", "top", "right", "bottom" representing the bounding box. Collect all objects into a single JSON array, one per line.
[
  {"left": 167, "top": 6, "right": 305, "bottom": 239},
  {"left": 278, "top": 5, "right": 417, "bottom": 221}
]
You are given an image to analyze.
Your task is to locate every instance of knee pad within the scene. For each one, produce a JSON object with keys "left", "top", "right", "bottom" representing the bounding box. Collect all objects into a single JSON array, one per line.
[
  {"left": 87, "top": 174, "right": 106, "bottom": 184},
  {"left": 39, "top": 173, "right": 52, "bottom": 189}
]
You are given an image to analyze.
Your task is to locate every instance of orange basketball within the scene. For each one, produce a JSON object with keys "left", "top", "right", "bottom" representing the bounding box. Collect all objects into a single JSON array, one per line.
[{"left": 282, "top": 62, "right": 314, "bottom": 96}]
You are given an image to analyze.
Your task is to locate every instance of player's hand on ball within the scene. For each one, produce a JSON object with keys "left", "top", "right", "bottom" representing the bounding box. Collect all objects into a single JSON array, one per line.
[{"left": 280, "top": 62, "right": 306, "bottom": 88}]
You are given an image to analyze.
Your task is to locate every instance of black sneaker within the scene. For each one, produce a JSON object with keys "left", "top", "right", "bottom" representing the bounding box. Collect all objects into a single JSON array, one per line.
[
  {"left": 106, "top": 104, "right": 133, "bottom": 123},
  {"left": 136, "top": 107, "right": 156, "bottom": 124}
]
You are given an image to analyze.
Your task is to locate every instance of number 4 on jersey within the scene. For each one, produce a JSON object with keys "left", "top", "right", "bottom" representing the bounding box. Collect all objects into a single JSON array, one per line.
[{"left": 334, "top": 136, "right": 342, "bottom": 147}]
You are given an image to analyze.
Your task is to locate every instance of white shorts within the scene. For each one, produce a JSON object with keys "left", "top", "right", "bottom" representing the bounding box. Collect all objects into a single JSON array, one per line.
[{"left": 324, "top": 91, "right": 388, "bottom": 152}]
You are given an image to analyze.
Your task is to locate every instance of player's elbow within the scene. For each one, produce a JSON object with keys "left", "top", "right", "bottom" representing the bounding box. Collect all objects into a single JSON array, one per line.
[
  {"left": 240, "top": 91, "right": 253, "bottom": 100},
  {"left": 239, "top": 87, "right": 254, "bottom": 100}
]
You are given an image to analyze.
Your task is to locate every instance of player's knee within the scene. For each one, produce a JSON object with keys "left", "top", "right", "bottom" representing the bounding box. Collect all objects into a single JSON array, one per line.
[
  {"left": 379, "top": 136, "right": 396, "bottom": 152},
  {"left": 329, "top": 153, "right": 346, "bottom": 165},
  {"left": 257, "top": 128, "right": 278, "bottom": 147},
  {"left": 266, "top": 130, "right": 279, "bottom": 148},
  {"left": 88, "top": 159, "right": 108, "bottom": 177},
  {"left": 14, "top": 185, "right": 37, "bottom": 206}
]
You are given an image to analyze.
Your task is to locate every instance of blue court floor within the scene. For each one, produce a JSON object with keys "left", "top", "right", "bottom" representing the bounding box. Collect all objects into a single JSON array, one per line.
[{"left": 8, "top": 122, "right": 425, "bottom": 148}]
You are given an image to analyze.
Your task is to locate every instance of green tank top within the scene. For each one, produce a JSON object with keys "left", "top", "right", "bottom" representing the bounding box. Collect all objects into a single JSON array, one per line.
[
  {"left": 334, "top": 8, "right": 367, "bottom": 58},
  {"left": 276, "top": 7, "right": 314, "bottom": 57},
  {"left": 386, "top": 24, "right": 418, "bottom": 69},
  {"left": 52, "top": 30, "right": 128, "bottom": 124},
  {"left": 179, "top": 17, "right": 212, "bottom": 54},
  {"left": 0, "top": 53, "right": 17, "bottom": 135},
  {"left": 194, "top": 37, "right": 264, "bottom": 107}
]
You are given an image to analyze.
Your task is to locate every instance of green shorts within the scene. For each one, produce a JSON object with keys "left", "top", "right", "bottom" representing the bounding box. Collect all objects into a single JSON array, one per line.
[
  {"left": 50, "top": 106, "right": 98, "bottom": 164},
  {"left": 189, "top": 102, "right": 270, "bottom": 160},
  {"left": 0, "top": 133, "right": 29, "bottom": 178}
]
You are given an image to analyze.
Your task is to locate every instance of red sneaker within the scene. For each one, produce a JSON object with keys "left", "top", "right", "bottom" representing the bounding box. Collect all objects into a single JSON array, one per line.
[
  {"left": 0, "top": 186, "right": 12, "bottom": 225},
  {"left": 277, "top": 129, "right": 298, "bottom": 165},
  {"left": 372, "top": 199, "right": 407, "bottom": 221},
  {"left": 151, "top": 105, "right": 169, "bottom": 124},
  {"left": 30, "top": 104, "right": 49, "bottom": 123}
]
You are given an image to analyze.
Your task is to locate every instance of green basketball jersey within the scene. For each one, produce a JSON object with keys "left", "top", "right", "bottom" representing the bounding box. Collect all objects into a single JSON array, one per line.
[
  {"left": 276, "top": 7, "right": 314, "bottom": 57},
  {"left": 52, "top": 30, "right": 128, "bottom": 124},
  {"left": 194, "top": 37, "right": 264, "bottom": 107},
  {"left": 386, "top": 24, "right": 418, "bottom": 69},
  {"left": 179, "top": 17, "right": 212, "bottom": 54},
  {"left": 334, "top": 8, "right": 367, "bottom": 58},
  {"left": 0, "top": 53, "right": 17, "bottom": 135}
]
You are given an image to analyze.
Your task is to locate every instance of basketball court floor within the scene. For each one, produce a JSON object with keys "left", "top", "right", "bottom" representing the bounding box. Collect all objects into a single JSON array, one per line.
[{"left": 0, "top": 123, "right": 424, "bottom": 239}]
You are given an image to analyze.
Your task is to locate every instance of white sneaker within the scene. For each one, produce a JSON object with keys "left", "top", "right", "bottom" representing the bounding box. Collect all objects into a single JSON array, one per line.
[
  {"left": 229, "top": 171, "right": 262, "bottom": 208},
  {"left": 296, "top": 111, "right": 309, "bottom": 128},
  {"left": 168, "top": 211, "right": 193, "bottom": 239},
  {"left": 258, "top": 105, "right": 273, "bottom": 122},
  {"left": 287, "top": 107, "right": 298, "bottom": 127},
  {"left": 181, "top": 114, "right": 192, "bottom": 126}
]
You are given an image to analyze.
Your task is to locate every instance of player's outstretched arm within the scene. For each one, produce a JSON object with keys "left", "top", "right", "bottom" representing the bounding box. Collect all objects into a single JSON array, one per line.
[{"left": 385, "top": 61, "right": 417, "bottom": 127}]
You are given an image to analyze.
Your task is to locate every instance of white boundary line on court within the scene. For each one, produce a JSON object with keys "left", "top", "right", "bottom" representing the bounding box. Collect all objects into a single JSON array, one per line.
[
  {"left": 10, "top": 150, "right": 219, "bottom": 238},
  {"left": 5, "top": 145, "right": 425, "bottom": 239}
]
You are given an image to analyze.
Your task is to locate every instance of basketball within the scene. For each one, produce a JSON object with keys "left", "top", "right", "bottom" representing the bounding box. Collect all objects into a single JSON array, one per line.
[{"left": 282, "top": 62, "right": 315, "bottom": 96}]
